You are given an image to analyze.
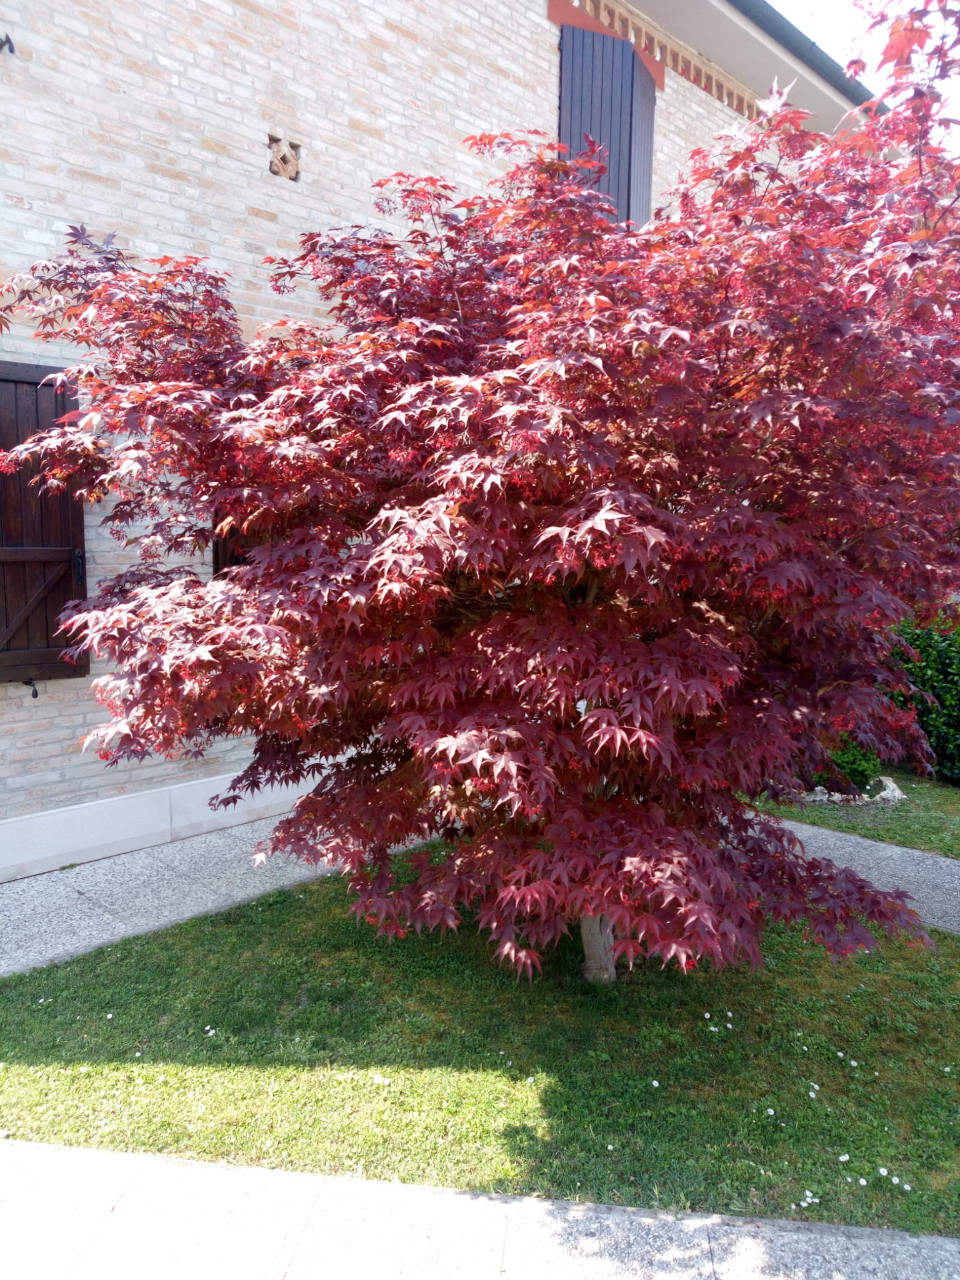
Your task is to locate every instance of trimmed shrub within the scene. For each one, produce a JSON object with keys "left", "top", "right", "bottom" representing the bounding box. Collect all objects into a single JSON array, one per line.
[
  {"left": 816, "top": 738, "right": 882, "bottom": 792},
  {"left": 898, "top": 623, "right": 960, "bottom": 785}
]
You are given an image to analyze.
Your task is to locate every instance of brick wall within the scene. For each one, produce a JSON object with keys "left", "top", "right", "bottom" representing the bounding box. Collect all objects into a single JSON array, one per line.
[
  {"left": 0, "top": 0, "right": 746, "bottom": 821},
  {"left": 653, "top": 65, "right": 745, "bottom": 207},
  {"left": 0, "top": 0, "right": 559, "bottom": 358}
]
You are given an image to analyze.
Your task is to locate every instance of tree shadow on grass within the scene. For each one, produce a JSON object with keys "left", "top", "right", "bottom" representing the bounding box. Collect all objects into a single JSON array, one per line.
[{"left": 0, "top": 875, "right": 958, "bottom": 1242}]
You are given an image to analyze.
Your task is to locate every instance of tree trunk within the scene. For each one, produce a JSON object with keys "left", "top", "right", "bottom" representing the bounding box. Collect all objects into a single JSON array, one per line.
[{"left": 580, "top": 915, "right": 617, "bottom": 983}]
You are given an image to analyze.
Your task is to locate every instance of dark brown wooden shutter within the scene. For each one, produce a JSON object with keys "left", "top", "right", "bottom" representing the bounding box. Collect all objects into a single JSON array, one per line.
[
  {"left": 558, "top": 24, "right": 656, "bottom": 225},
  {"left": 0, "top": 362, "right": 88, "bottom": 683}
]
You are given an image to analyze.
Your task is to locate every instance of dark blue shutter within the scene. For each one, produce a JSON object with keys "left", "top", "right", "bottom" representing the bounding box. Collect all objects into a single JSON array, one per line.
[
  {"left": 0, "top": 362, "right": 87, "bottom": 683},
  {"left": 558, "top": 24, "right": 656, "bottom": 225}
]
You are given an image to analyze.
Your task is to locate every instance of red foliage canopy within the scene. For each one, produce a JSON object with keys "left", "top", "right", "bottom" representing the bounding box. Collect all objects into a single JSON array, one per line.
[{"left": 5, "top": 38, "right": 960, "bottom": 975}]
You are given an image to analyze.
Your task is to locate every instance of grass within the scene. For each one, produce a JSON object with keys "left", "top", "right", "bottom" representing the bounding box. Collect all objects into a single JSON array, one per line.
[
  {"left": 1, "top": 875, "right": 958, "bottom": 1235},
  {"left": 758, "top": 768, "right": 960, "bottom": 860}
]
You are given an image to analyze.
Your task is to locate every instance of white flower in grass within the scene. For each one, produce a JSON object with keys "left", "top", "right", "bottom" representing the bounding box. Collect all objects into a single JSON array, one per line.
[
  {"left": 652, "top": 1080, "right": 659, "bottom": 1088},
  {"left": 839, "top": 1154, "right": 850, "bottom": 1162},
  {"left": 106, "top": 1014, "right": 113, "bottom": 1020},
  {"left": 811, "top": 1083, "right": 819, "bottom": 1090},
  {"left": 607, "top": 1144, "right": 614, "bottom": 1151},
  {"left": 879, "top": 1168, "right": 888, "bottom": 1176},
  {"left": 527, "top": 1077, "right": 535, "bottom": 1084},
  {"left": 802, "top": 1046, "right": 808, "bottom": 1052},
  {"left": 704, "top": 1012, "right": 711, "bottom": 1019},
  {"left": 892, "top": 1177, "right": 900, "bottom": 1185},
  {"left": 767, "top": 1108, "right": 775, "bottom": 1115},
  {"left": 850, "top": 1060, "right": 858, "bottom": 1067},
  {"left": 499, "top": 1050, "right": 505, "bottom": 1055},
  {"left": 837, "top": 1052, "right": 844, "bottom": 1058},
  {"left": 726, "top": 1023, "right": 733, "bottom": 1030},
  {"left": 709, "top": 1026, "right": 719, "bottom": 1033},
  {"left": 808, "top": 1091, "right": 816, "bottom": 1099},
  {"left": 859, "top": 1178, "right": 867, "bottom": 1186},
  {"left": 904, "top": 1184, "right": 912, "bottom": 1192},
  {"left": 727, "top": 1012, "right": 732, "bottom": 1018},
  {"left": 846, "top": 1176, "right": 852, "bottom": 1183}
]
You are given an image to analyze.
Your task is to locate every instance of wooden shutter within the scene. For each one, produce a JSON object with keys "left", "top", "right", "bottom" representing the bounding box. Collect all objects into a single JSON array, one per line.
[
  {"left": 0, "top": 362, "right": 88, "bottom": 683},
  {"left": 558, "top": 23, "right": 656, "bottom": 225}
]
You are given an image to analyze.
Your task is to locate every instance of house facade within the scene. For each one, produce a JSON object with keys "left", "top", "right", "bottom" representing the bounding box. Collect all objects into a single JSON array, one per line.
[{"left": 0, "top": 0, "right": 870, "bottom": 880}]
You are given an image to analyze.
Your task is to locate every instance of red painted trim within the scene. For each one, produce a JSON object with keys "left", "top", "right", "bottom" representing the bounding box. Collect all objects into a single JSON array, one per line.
[
  {"left": 638, "top": 47, "right": 665, "bottom": 92},
  {"left": 546, "top": 0, "right": 666, "bottom": 91}
]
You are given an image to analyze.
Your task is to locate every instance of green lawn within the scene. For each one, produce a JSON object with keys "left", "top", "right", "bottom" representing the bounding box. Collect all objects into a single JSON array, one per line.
[
  {"left": 759, "top": 769, "right": 960, "bottom": 860},
  {"left": 1, "top": 875, "right": 958, "bottom": 1234}
]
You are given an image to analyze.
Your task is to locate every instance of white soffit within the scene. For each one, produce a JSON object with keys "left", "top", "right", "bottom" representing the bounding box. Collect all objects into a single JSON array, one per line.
[{"left": 635, "top": 0, "right": 867, "bottom": 132}]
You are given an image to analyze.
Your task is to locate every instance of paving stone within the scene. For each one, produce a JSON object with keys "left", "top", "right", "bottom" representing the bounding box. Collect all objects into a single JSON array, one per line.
[
  {"left": 0, "top": 873, "right": 90, "bottom": 926},
  {"left": 0, "top": 899, "right": 128, "bottom": 977},
  {"left": 707, "top": 1216, "right": 960, "bottom": 1280},
  {"left": 785, "top": 821, "right": 960, "bottom": 934},
  {"left": 1, "top": 1143, "right": 957, "bottom": 1280},
  {"left": 150, "top": 819, "right": 277, "bottom": 877},
  {"left": 500, "top": 1197, "right": 716, "bottom": 1278},
  {"left": 92, "top": 877, "right": 251, "bottom": 938}
]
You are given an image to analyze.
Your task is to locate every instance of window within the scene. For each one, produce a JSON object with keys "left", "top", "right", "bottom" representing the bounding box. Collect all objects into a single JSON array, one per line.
[
  {"left": 558, "top": 23, "right": 657, "bottom": 225},
  {"left": 0, "top": 362, "right": 88, "bottom": 683}
]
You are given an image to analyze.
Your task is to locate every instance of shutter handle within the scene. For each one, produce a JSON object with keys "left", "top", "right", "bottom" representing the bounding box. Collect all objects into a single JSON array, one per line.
[{"left": 73, "top": 548, "right": 85, "bottom": 586}]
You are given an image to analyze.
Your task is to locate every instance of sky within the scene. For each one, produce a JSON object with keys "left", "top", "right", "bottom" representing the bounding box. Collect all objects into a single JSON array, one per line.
[
  {"left": 768, "top": 0, "right": 887, "bottom": 92},
  {"left": 768, "top": 0, "right": 960, "bottom": 122}
]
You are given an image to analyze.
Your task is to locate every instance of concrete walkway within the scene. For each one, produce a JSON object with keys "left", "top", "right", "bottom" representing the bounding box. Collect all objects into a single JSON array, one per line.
[
  {"left": 0, "top": 817, "right": 327, "bottom": 977},
  {"left": 1, "top": 1140, "right": 957, "bottom": 1280},
  {"left": 783, "top": 819, "right": 960, "bottom": 935}
]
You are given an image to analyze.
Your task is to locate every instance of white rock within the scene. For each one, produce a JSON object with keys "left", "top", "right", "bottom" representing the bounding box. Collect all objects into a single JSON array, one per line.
[
  {"left": 804, "top": 786, "right": 830, "bottom": 803},
  {"left": 872, "top": 776, "right": 907, "bottom": 804}
]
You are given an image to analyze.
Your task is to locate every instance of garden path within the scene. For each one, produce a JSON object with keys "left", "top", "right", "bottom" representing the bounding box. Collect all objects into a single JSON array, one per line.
[
  {"left": 784, "top": 819, "right": 960, "bottom": 935},
  {"left": 0, "top": 1139, "right": 956, "bottom": 1279}
]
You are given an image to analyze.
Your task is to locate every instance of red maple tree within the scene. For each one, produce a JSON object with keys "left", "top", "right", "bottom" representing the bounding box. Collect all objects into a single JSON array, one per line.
[{"left": 5, "top": 7, "right": 960, "bottom": 980}]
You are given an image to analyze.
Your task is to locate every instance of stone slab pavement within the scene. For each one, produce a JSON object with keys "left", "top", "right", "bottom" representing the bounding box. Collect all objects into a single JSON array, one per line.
[
  {"left": 0, "top": 1140, "right": 956, "bottom": 1280},
  {"left": 784, "top": 819, "right": 960, "bottom": 935},
  {"left": 0, "top": 817, "right": 328, "bottom": 977}
]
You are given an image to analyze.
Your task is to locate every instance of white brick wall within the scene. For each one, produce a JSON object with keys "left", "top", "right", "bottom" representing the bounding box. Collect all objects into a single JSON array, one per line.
[
  {"left": 653, "top": 65, "right": 746, "bottom": 205},
  {"left": 0, "top": 0, "right": 748, "bottom": 823}
]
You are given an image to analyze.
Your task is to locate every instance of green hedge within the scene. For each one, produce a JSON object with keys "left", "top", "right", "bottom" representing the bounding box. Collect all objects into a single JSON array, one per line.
[
  {"left": 818, "top": 738, "right": 882, "bottom": 791},
  {"left": 898, "top": 622, "right": 960, "bottom": 785}
]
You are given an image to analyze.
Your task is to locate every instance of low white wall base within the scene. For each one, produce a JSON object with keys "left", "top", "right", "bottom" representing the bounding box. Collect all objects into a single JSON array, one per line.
[{"left": 0, "top": 774, "right": 313, "bottom": 882}]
